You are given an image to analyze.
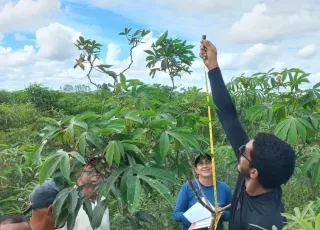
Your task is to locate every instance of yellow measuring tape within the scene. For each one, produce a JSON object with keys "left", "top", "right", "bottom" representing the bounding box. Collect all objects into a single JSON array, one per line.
[{"left": 204, "top": 68, "right": 220, "bottom": 230}]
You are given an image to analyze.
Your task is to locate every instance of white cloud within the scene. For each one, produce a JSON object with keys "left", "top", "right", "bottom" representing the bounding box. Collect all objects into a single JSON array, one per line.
[
  {"left": 106, "top": 32, "right": 157, "bottom": 70},
  {"left": 91, "top": 0, "right": 121, "bottom": 8},
  {"left": 218, "top": 43, "right": 279, "bottom": 70},
  {"left": 228, "top": 2, "right": 320, "bottom": 43},
  {"left": 14, "top": 33, "right": 28, "bottom": 41},
  {"left": 154, "top": 0, "right": 249, "bottom": 14},
  {"left": 106, "top": 44, "right": 121, "bottom": 64},
  {"left": 298, "top": 44, "right": 317, "bottom": 58},
  {"left": 86, "top": 0, "right": 256, "bottom": 14},
  {"left": 1, "top": 0, "right": 320, "bottom": 91},
  {"left": 0, "top": 45, "right": 35, "bottom": 66},
  {"left": 36, "top": 22, "right": 81, "bottom": 61},
  {"left": 0, "top": 0, "right": 61, "bottom": 33},
  {"left": 0, "top": 21, "right": 89, "bottom": 90}
]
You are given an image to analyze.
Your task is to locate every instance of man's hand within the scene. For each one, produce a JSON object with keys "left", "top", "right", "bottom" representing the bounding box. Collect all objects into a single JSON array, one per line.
[
  {"left": 218, "top": 211, "right": 224, "bottom": 221},
  {"left": 188, "top": 223, "right": 196, "bottom": 230},
  {"left": 200, "top": 40, "right": 218, "bottom": 71}
]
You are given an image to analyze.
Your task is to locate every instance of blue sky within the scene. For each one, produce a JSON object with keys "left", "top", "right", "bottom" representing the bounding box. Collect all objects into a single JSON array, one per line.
[{"left": 1, "top": 0, "right": 320, "bottom": 91}]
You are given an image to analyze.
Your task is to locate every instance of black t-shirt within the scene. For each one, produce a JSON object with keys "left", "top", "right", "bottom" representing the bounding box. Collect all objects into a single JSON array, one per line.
[
  {"left": 231, "top": 176, "right": 285, "bottom": 229},
  {"left": 208, "top": 67, "right": 287, "bottom": 230}
]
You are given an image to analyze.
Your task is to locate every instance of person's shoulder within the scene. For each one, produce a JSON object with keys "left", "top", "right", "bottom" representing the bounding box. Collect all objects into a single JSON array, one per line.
[
  {"left": 217, "top": 180, "right": 231, "bottom": 191},
  {"left": 181, "top": 180, "right": 194, "bottom": 189},
  {"left": 179, "top": 180, "right": 199, "bottom": 193}
]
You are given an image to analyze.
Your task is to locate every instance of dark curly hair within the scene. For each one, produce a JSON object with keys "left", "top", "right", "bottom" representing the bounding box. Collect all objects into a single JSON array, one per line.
[{"left": 251, "top": 133, "right": 296, "bottom": 189}]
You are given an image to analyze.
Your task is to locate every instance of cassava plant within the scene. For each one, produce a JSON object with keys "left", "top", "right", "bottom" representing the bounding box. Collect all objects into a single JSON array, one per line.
[
  {"left": 74, "top": 28, "right": 150, "bottom": 90},
  {"left": 144, "top": 30, "right": 196, "bottom": 99}
]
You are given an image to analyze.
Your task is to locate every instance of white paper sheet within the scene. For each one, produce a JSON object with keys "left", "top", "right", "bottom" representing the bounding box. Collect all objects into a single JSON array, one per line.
[
  {"left": 194, "top": 217, "right": 212, "bottom": 229},
  {"left": 183, "top": 198, "right": 215, "bottom": 224}
]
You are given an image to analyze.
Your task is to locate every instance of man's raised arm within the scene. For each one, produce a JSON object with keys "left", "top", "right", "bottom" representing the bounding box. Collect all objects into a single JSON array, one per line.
[{"left": 200, "top": 40, "right": 249, "bottom": 159}]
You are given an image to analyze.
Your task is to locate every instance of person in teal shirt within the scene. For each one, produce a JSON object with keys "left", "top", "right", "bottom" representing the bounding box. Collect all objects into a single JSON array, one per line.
[{"left": 173, "top": 154, "right": 232, "bottom": 230}]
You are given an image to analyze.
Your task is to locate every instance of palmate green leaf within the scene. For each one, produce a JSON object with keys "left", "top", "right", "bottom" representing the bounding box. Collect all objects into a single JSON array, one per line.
[
  {"left": 122, "top": 143, "right": 142, "bottom": 154},
  {"left": 133, "top": 110, "right": 157, "bottom": 117},
  {"left": 122, "top": 139, "right": 147, "bottom": 145},
  {"left": 161, "top": 59, "right": 168, "bottom": 71},
  {"left": 97, "top": 166, "right": 128, "bottom": 201},
  {"left": 55, "top": 205, "right": 69, "bottom": 229},
  {"left": 298, "top": 219, "right": 314, "bottom": 230},
  {"left": 91, "top": 199, "right": 109, "bottom": 229},
  {"left": 149, "top": 119, "right": 172, "bottom": 129},
  {"left": 273, "top": 103, "right": 286, "bottom": 122},
  {"left": 131, "top": 164, "right": 145, "bottom": 173},
  {"left": 41, "top": 126, "right": 60, "bottom": 142},
  {"left": 124, "top": 111, "right": 143, "bottom": 124},
  {"left": 131, "top": 128, "right": 148, "bottom": 139},
  {"left": 159, "top": 131, "right": 169, "bottom": 158},
  {"left": 293, "top": 207, "right": 301, "bottom": 218},
  {"left": 120, "top": 168, "right": 133, "bottom": 204},
  {"left": 39, "top": 153, "right": 63, "bottom": 184},
  {"left": 315, "top": 213, "right": 320, "bottom": 230},
  {"left": 309, "top": 114, "right": 319, "bottom": 129},
  {"left": 167, "top": 129, "right": 201, "bottom": 153},
  {"left": 67, "top": 188, "right": 78, "bottom": 216},
  {"left": 274, "top": 116, "right": 313, "bottom": 144},
  {"left": 246, "top": 103, "right": 273, "bottom": 123},
  {"left": 102, "top": 108, "right": 120, "bottom": 121},
  {"left": 144, "top": 50, "right": 154, "bottom": 56},
  {"left": 105, "top": 140, "right": 124, "bottom": 166},
  {"left": 139, "top": 167, "right": 176, "bottom": 183},
  {"left": 29, "top": 140, "right": 47, "bottom": 165},
  {"left": 302, "top": 153, "right": 320, "bottom": 174},
  {"left": 74, "top": 120, "right": 88, "bottom": 130},
  {"left": 68, "top": 151, "right": 85, "bottom": 164},
  {"left": 156, "top": 30, "right": 168, "bottom": 46},
  {"left": 66, "top": 210, "right": 76, "bottom": 230},
  {"left": 87, "top": 131, "right": 102, "bottom": 149},
  {"left": 53, "top": 188, "right": 72, "bottom": 219},
  {"left": 97, "top": 127, "right": 122, "bottom": 135},
  {"left": 105, "top": 141, "right": 115, "bottom": 166},
  {"left": 115, "top": 83, "right": 122, "bottom": 94},
  {"left": 167, "top": 130, "right": 191, "bottom": 152},
  {"left": 60, "top": 153, "right": 71, "bottom": 181},
  {"left": 67, "top": 117, "right": 76, "bottom": 136},
  {"left": 288, "top": 120, "right": 297, "bottom": 144},
  {"left": 126, "top": 176, "right": 141, "bottom": 213},
  {"left": 120, "top": 73, "right": 127, "bottom": 90},
  {"left": 313, "top": 161, "right": 320, "bottom": 185},
  {"left": 160, "top": 113, "right": 177, "bottom": 125},
  {"left": 83, "top": 198, "right": 93, "bottom": 223},
  {"left": 78, "top": 132, "right": 87, "bottom": 155},
  {"left": 140, "top": 176, "right": 174, "bottom": 207}
]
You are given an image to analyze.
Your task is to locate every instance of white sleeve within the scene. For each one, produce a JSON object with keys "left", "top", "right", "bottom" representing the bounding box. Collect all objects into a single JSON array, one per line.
[{"left": 105, "top": 207, "right": 110, "bottom": 230}]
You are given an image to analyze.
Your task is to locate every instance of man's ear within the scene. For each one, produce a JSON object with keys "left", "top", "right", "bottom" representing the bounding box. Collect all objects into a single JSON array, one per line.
[
  {"left": 250, "top": 168, "right": 258, "bottom": 179},
  {"left": 48, "top": 205, "right": 53, "bottom": 214}
]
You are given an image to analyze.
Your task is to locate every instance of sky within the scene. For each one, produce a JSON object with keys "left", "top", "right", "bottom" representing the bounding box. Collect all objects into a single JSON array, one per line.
[{"left": 1, "top": 0, "right": 320, "bottom": 91}]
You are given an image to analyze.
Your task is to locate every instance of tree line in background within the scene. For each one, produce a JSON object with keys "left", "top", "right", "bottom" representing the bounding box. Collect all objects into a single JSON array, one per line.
[{"left": 0, "top": 28, "right": 320, "bottom": 230}]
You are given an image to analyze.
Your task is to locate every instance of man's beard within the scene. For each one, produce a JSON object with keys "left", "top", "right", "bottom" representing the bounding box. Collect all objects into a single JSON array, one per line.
[{"left": 238, "top": 165, "right": 251, "bottom": 179}]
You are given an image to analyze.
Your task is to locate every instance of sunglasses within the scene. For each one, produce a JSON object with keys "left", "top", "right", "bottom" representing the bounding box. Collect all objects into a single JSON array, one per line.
[{"left": 238, "top": 145, "right": 254, "bottom": 166}]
